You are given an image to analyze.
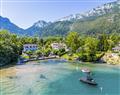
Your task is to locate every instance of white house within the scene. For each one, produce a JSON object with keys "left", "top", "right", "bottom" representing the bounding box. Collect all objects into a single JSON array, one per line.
[
  {"left": 51, "top": 43, "right": 67, "bottom": 50},
  {"left": 112, "top": 42, "right": 120, "bottom": 52},
  {"left": 112, "top": 46, "right": 120, "bottom": 52},
  {"left": 23, "top": 44, "right": 38, "bottom": 52}
]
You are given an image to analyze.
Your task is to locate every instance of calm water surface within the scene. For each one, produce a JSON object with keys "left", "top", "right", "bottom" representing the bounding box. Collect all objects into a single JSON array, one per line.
[{"left": 0, "top": 59, "right": 120, "bottom": 95}]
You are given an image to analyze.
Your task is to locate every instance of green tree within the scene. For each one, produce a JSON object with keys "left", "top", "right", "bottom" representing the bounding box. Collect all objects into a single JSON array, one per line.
[
  {"left": 42, "top": 48, "right": 51, "bottom": 57},
  {"left": 98, "top": 34, "right": 109, "bottom": 51},
  {"left": 0, "top": 30, "right": 20, "bottom": 66},
  {"left": 79, "top": 37, "right": 99, "bottom": 62},
  {"left": 66, "top": 32, "right": 80, "bottom": 52}
]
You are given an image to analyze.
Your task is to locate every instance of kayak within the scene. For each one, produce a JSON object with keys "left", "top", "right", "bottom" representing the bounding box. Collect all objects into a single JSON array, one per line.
[{"left": 80, "top": 77, "right": 98, "bottom": 85}]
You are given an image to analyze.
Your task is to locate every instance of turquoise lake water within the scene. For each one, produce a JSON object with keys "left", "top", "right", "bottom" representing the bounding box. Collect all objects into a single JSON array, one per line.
[{"left": 0, "top": 59, "right": 120, "bottom": 95}]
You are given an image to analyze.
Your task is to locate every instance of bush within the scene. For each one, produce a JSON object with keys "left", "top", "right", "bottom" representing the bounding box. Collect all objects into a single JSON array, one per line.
[
  {"left": 43, "top": 48, "right": 51, "bottom": 57},
  {"left": 58, "top": 48, "right": 66, "bottom": 56},
  {"left": 52, "top": 49, "right": 59, "bottom": 55},
  {"left": 78, "top": 52, "right": 98, "bottom": 62},
  {"left": 21, "top": 54, "right": 29, "bottom": 59},
  {"left": 25, "top": 50, "right": 34, "bottom": 59},
  {"left": 35, "top": 50, "right": 42, "bottom": 58}
]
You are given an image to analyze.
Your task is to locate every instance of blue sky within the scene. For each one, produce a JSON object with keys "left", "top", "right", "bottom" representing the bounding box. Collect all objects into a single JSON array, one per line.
[{"left": 0, "top": 0, "right": 116, "bottom": 29}]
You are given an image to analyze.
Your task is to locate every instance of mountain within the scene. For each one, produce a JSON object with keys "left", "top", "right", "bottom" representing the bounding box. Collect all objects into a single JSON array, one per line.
[
  {"left": 40, "top": 13, "right": 120, "bottom": 37},
  {"left": 71, "top": 13, "right": 120, "bottom": 35},
  {"left": 0, "top": 16, "right": 48, "bottom": 36},
  {"left": 41, "top": 21, "right": 73, "bottom": 37},
  {"left": 57, "top": 0, "right": 120, "bottom": 21},
  {"left": 0, "top": 0, "right": 120, "bottom": 36},
  {"left": 25, "top": 20, "right": 49, "bottom": 36},
  {"left": 40, "top": 0, "right": 120, "bottom": 36},
  {"left": 0, "top": 16, "right": 24, "bottom": 35}
]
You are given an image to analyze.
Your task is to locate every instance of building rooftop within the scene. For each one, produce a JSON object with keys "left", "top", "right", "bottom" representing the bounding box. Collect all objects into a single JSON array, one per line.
[
  {"left": 23, "top": 44, "right": 37, "bottom": 46},
  {"left": 113, "top": 46, "right": 120, "bottom": 50}
]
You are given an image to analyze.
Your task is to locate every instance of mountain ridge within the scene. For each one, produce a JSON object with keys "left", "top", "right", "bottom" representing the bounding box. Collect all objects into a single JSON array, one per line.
[
  {"left": 0, "top": 0, "right": 120, "bottom": 36},
  {"left": 57, "top": 0, "right": 120, "bottom": 21},
  {"left": 0, "top": 16, "right": 25, "bottom": 35}
]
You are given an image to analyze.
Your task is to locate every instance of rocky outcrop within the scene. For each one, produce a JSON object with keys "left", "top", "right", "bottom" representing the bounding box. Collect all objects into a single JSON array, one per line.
[{"left": 101, "top": 53, "right": 120, "bottom": 65}]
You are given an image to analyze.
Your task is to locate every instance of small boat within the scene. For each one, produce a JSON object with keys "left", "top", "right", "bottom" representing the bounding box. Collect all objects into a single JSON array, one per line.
[
  {"left": 81, "top": 68, "right": 91, "bottom": 73},
  {"left": 80, "top": 67, "right": 98, "bottom": 85},
  {"left": 80, "top": 77, "right": 97, "bottom": 85}
]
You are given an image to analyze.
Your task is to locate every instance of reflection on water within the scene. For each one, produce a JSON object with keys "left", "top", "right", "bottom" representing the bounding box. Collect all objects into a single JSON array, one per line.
[{"left": 0, "top": 59, "right": 120, "bottom": 95}]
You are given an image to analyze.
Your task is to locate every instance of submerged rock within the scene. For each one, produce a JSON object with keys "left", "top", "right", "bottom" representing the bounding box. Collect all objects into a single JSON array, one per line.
[
  {"left": 40, "top": 74, "right": 47, "bottom": 79},
  {"left": 28, "top": 88, "right": 32, "bottom": 95},
  {"left": 7, "top": 76, "right": 19, "bottom": 79}
]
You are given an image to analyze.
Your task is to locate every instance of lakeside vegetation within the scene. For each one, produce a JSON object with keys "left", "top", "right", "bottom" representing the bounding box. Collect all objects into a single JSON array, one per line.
[{"left": 0, "top": 30, "right": 120, "bottom": 66}]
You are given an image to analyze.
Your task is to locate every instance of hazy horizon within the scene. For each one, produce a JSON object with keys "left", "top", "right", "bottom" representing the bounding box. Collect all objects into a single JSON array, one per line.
[{"left": 0, "top": 0, "right": 116, "bottom": 29}]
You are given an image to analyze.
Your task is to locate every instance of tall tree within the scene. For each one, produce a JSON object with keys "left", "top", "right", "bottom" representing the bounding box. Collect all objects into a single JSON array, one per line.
[
  {"left": 66, "top": 32, "right": 80, "bottom": 52},
  {"left": 98, "top": 34, "right": 109, "bottom": 51}
]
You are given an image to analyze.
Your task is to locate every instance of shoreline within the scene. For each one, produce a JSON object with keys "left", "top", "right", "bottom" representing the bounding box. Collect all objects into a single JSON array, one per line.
[
  {"left": 1, "top": 58, "right": 120, "bottom": 70},
  {"left": 19, "top": 56, "right": 59, "bottom": 63}
]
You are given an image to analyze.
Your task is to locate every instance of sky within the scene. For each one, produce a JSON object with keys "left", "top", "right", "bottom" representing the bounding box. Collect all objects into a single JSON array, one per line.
[{"left": 0, "top": 0, "right": 116, "bottom": 29}]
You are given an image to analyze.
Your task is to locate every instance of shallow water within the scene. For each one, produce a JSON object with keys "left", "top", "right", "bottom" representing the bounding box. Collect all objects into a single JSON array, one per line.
[{"left": 0, "top": 59, "right": 120, "bottom": 95}]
